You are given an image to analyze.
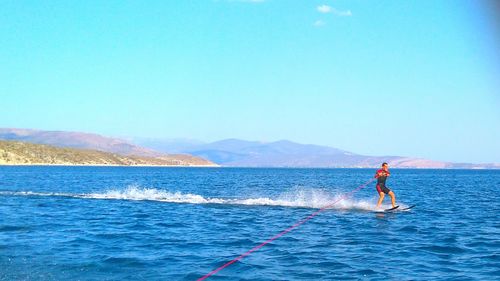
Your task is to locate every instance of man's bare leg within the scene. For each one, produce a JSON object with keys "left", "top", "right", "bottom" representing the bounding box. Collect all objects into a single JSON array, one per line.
[
  {"left": 388, "top": 191, "right": 396, "bottom": 208},
  {"left": 376, "top": 192, "right": 385, "bottom": 207}
]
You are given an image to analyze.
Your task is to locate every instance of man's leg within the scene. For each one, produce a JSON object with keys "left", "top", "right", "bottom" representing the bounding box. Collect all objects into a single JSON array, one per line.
[
  {"left": 388, "top": 191, "right": 396, "bottom": 208},
  {"left": 376, "top": 192, "right": 385, "bottom": 207}
]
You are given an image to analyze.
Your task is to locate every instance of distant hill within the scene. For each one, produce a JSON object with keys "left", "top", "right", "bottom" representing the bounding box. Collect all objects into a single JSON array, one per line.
[
  {"left": 131, "top": 137, "right": 206, "bottom": 154},
  {"left": 2, "top": 128, "right": 496, "bottom": 168},
  {"left": 0, "top": 128, "right": 160, "bottom": 157},
  {"left": 0, "top": 140, "right": 217, "bottom": 166},
  {"left": 134, "top": 138, "right": 500, "bottom": 169}
]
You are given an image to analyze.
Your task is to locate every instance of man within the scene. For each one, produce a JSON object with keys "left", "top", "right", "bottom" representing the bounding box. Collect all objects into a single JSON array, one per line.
[{"left": 375, "top": 162, "right": 397, "bottom": 208}]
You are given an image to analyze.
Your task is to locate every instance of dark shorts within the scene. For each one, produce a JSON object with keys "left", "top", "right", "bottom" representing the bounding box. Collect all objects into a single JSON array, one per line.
[{"left": 376, "top": 183, "right": 391, "bottom": 194}]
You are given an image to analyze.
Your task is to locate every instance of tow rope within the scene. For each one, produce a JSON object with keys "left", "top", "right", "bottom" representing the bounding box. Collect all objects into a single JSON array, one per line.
[{"left": 197, "top": 177, "right": 376, "bottom": 280}]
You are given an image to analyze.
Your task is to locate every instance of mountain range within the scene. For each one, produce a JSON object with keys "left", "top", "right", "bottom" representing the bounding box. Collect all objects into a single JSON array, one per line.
[
  {"left": 0, "top": 128, "right": 498, "bottom": 169},
  {"left": 134, "top": 138, "right": 500, "bottom": 169}
]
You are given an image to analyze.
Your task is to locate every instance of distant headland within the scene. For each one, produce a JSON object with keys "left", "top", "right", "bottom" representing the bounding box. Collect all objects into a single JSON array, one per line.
[{"left": 0, "top": 139, "right": 217, "bottom": 167}]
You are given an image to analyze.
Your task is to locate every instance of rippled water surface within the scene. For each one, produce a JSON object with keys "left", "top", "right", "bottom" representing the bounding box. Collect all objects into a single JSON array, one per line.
[{"left": 1, "top": 166, "right": 499, "bottom": 280}]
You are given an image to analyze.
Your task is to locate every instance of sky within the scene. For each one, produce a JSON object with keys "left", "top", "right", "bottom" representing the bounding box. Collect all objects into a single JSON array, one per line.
[{"left": 1, "top": 0, "right": 499, "bottom": 163}]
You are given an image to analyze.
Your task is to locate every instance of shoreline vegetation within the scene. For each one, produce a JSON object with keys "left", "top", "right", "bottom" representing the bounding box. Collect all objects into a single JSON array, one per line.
[{"left": 0, "top": 140, "right": 218, "bottom": 167}]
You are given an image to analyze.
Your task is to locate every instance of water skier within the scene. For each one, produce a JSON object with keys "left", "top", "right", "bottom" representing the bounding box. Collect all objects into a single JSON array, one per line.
[{"left": 375, "top": 162, "right": 397, "bottom": 208}]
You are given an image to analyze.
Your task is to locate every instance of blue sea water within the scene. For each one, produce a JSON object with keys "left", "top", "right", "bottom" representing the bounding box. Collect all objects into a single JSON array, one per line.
[{"left": 0, "top": 166, "right": 499, "bottom": 280}]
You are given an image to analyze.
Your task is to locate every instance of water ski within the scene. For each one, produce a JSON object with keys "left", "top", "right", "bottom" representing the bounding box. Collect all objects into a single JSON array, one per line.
[
  {"left": 400, "top": 205, "right": 416, "bottom": 211},
  {"left": 379, "top": 205, "right": 416, "bottom": 213},
  {"left": 384, "top": 205, "right": 399, "bottom": 212}
]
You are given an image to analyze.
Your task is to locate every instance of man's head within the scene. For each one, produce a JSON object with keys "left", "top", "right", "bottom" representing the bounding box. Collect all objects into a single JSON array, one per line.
[{"left": 382, "top": 162, "right": 388, "bottom": 171}]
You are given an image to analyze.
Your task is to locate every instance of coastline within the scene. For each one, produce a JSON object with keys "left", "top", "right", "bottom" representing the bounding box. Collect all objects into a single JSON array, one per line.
[
  {"left": 0, "top": 163, "right": 220, "bottom": 167},
  {"left": 1, "top": 164, "right": 498, "bottom": 169}
]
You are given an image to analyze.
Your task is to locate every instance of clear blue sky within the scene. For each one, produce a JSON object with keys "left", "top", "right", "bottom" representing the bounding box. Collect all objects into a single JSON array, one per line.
[{"left": 1, "top": 0, "right": 499, "bottom": 163}]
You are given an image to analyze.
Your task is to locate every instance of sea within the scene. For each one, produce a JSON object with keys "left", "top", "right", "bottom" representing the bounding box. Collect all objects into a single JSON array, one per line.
[{"left": 0, "top": 166, "right": 499, "bottom": 280}]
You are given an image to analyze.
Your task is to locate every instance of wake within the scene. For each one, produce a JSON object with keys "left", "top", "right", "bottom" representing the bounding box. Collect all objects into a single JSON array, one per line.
[{"left": 0, "top": 186, "right": 397, "bottom": 211}]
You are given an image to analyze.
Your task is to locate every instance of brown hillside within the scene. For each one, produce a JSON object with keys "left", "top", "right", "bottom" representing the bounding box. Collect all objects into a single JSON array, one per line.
[{"left": 0, "top": 140, "right": 217, "bottom": 166}]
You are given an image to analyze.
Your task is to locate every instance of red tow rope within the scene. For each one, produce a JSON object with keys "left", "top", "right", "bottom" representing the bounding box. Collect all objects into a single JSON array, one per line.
[{"left": 197, "top": 178, "right": 375, "bottom": 280}]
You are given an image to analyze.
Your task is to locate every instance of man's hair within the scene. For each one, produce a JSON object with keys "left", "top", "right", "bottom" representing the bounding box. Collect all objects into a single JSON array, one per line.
[{"left": 382, "top": 162, "right": 388, "bottom": 166}]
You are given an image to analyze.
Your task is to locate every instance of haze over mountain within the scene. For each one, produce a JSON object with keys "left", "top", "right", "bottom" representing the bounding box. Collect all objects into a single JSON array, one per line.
[
  {"left": 134, "top": 138, "right": 500, "bottom": 169},
  {"left": 0, "top": 128, "right": 161, "bottom": 157}
]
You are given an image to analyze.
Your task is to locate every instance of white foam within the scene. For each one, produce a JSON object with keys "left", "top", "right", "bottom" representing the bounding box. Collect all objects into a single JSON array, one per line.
[
  {"left": 82, "top": 186, "right": 216, "bottom": 204},
  {"left": 0, "top": 186, "right": 394, "bottom": 211}
]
